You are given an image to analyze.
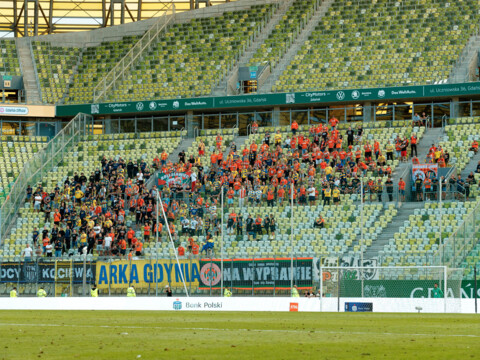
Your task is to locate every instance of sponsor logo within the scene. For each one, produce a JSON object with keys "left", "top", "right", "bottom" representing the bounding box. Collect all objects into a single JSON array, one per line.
[
  {"left": 289, "top": 303, "right": 299, "bottom": 312},
  {"left": 378, "top": 89, "right": 386, "bottom": 98},
  {"left": 24, "top": 264, "right": 37, "bottom": 282},
  {"left": 336, "top": 91, "right": 345, "bottom": 101},
  {"left": 136, "top": 102, "right": 144, "bottom": 111},
  {"left": 172, "top": 101, "right": 180, "bottom": 109},
  {"left": 351, "top": 90, "right": 360, "bottom": 99},
  {"left": 286, "top": 93, "right": 295, "bottom": 104},
  {"left": 199, "top": 263, "right": 221, "bottom": 286},
  {"left": 149, "top": 101, "right": 157, "bottom": 110},
  {"left": 91, "top": 104, "right": 99, "bottom": 114},
  {"left": 173, "top": 299, "right": 182, "bottom": 310},
  {"left": 0, "top": 106, "right": 29, "bottom": 115}
]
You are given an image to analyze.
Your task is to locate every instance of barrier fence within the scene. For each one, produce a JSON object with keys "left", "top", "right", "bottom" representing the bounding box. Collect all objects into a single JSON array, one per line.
[{"left": 1, "top": 259, "right": 478, "bottom": 301}]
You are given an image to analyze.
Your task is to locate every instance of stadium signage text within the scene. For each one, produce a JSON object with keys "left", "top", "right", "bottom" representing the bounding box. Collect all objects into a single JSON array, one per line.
[
  {"left": 95, "top": 259, "right": 200, "bottom": 289},
  {"left": 56, "top": 82, "right": 480, "bottom": 117},
  {"left": 340, "top": 280, "right": 480, "bottom": 298},
  {"left": 199, "top": 257, "right": 313, "bottom": 290},
  {"left": 0, "top": 262, "right": 95, "bottom": 283}
]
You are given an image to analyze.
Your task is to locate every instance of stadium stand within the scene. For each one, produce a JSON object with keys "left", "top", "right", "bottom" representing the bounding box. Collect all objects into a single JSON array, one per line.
[
  {"left": 273, "top": 0, "right": 480, "bottom": 92},
  {"left": 0, "top": 131, "right": 181, "bottom": 262},
  {"left": 0, "top": 136, "right": 47, "bottom": 205},
  {"left": 440, "top": 118, "right": 480, "bottom": 174},
  {"left": 380, "top": 200, "right": 480, "bottom": 267},
  {"left": 106, "top": 4, "right": 276, "bottom": 101},
  {"left": 32, "top": 42, "right": 81, "bottom": 104},
  {"left": 64, "top": 36, "right": 141, "bottom": 104},
  {"left": 0, "top": 39, "right": 21, "bottom": 77},
  {"left": 247, "top": 0, "right": 318, "bottom": 69}
]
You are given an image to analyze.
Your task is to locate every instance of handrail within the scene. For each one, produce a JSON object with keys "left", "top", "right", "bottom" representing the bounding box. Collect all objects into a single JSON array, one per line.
[
  {"left": 0, "top": 113, "right": 90, "bottom": 244},
  {"left": 27, "top": 38, "right": 43, "bottom": 104},
  {"left": 93, "top": 3, "right": 176, "bottom": 102},
  {"left": 441, "top": 114, "right": 448, "bottom": 133}
]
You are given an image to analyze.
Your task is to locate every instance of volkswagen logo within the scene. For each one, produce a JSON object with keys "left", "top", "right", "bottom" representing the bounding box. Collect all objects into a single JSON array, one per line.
[
  {"left": 136, "top": 102, "right": 144, "bottom": 111},
  {"left": 336, "top": 91, "right": 345, "bottom": 100}
]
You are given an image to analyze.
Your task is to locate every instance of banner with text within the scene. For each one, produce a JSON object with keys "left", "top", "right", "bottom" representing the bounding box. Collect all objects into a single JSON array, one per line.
[
  {"left": 412, "top": 163, "right": 438, "bottom": 181},
  {"left": 199, "top": 257, "right": 313, "bottom": 290},
  {"left": 95, "top": 259, "right": 200, "bottom": 289},
  {"left": 157, "top": 171, "right": 191, "bottom": 188},
  {"left": 337, "top": 280, "right": 476, "bottom": 298},
  {"left": 0, "top": 262, "right": 95, "bottom": 283},
  {"left": 56, "top": 82, "right": 480, "bottom": 117}
]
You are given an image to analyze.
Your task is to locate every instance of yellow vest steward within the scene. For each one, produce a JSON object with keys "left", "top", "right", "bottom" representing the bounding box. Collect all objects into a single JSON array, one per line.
[
  {"left": 10, "top": 290, "right": 17, "bottom": 297},
  {"left": 91, "top": 288, "right": 99, "bottom": 297},
  {"left": 127, "top": 287, "right": 136, "bottom": 297},
  {"left": 37, "top": 289, "right": 47, "bottom": 297}
]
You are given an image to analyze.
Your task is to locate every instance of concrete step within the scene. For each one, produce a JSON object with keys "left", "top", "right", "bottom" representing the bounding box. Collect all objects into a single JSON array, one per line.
[
  {"left": 212, "top": 0, "right": 294, "bottom": 95},
  {"left": 15, "top": 38, "right": 41, "bottom": 104},
  {"left": 259, "top": 0, "right": 334, "bottom": 93},
  {"left": 365, "top": 202, "right": 425, "bottom": 259}
]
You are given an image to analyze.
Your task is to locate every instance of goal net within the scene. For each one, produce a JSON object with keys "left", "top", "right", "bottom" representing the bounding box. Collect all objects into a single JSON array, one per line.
[{"left": 319, "top": 266, "right": 463, "bottom": 313}]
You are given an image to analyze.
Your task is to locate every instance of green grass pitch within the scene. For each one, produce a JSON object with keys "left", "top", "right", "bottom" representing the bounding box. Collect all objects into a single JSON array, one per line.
[{"left": 0, "top": 311, "right": 479, "bottom": 359}]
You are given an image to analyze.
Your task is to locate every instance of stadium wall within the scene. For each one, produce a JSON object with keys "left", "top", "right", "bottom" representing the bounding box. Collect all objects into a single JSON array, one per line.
[{"left": 0, "top": 297, "right": 477, "bottom": 314}]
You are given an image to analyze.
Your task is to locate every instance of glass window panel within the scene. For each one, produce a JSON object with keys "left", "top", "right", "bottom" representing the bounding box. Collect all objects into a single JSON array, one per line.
[
  {"left": 220, "top": 113, "right": 237, "bottom": 130},
  {"left": 279, "top": 111, "right": 290, "bottom": 127},
  {"left": 291, "top": 109, "right": 308, "bottom": 126},
  {"left": 153, "top": 117, "right": 168, "bottom": 132},
  {"left": 136, "top": 118, "right": 152, "bottom": 133}
]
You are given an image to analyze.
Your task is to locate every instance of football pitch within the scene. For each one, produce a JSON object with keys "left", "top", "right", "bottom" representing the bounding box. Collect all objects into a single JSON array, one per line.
[{"left": 0, "top": 311, "right": 479, "bottom": 359}]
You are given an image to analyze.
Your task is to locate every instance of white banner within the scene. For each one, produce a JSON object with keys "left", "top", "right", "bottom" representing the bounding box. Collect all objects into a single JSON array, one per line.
[{"left": 0, "top": 297, "right": 320, "bottom": 312}]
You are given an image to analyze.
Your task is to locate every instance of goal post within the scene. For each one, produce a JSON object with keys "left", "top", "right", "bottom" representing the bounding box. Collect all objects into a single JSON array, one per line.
[{"left": 319, "top": 266, "right": 464, "bottom": 313}]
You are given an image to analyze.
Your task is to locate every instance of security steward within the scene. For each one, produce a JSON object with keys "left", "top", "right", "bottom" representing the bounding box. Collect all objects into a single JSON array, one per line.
[{"left": 127, "top": 285, "right": 136, "bottom": 297}]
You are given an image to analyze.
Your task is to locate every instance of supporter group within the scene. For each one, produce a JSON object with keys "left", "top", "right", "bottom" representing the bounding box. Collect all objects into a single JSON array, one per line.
[{"left": 22, "top": 117, "right": 478, "bottom": 260}]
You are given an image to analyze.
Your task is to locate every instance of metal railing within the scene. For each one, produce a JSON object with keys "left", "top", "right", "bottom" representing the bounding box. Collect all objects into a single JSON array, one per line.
[
  {"left": 0, "top": 113, "right": 90, "bottom": 244},
  {"left": 0, "top": 255, "right": 317, "bottom": 297},
  {"left": 93, "top": 2, "right": 176, "bottom": 103},
  {"left": 27, "top": 38, "right": 43, "bottom": 103}
]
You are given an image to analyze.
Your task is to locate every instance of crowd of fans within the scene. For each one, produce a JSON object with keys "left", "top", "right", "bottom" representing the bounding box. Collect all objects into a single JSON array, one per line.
[{"left": 21, "top": 118, "right": 479, "bottom": 261}]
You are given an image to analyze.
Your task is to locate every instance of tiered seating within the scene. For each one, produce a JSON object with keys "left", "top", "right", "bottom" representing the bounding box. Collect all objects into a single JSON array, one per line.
[
  {"left": 0, "top": 132, "right": 182, "bottom": 262},
  {"left": 0, "top": 136, "right": 47, "bottom": 205},
  {"left": 441, "top": 117, "right": 480, "bottom": 174},
  {"left": 274, "top": 0, "right": 480, "bottom": 92},
  {"left": 32, "top": 42, "right": 81, "bottom": 104},
  {"left": 248, "top": 0, "right": 317, "bottom": 68},
  {"left": 380, "top": 200, "right": 479, "bottom": 267},
  {"left": 0, "top": 40, "right": 21, "bottom": 76},
  {"left": 64, "top": 36, "right": 140, "bottom": 104},
  {"left": 108, "top": 4, "right": 276, "bottom": 101},
  {"left": 145, "top": 200, "right": 395, "bottom": 260},
  {"left": 186, "top": 128, "right": 238, "bottom": 165},
  {"left": 240, "top": 122, "right": 424, "bottom": 188},
  {"left": 462, "top": 242, "right": 480, "bottom": 280}
]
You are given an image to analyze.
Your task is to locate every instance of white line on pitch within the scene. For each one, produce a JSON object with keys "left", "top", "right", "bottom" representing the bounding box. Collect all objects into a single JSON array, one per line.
[{"left": 0, "top": 323, "right": 479, "bottom": 338}]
